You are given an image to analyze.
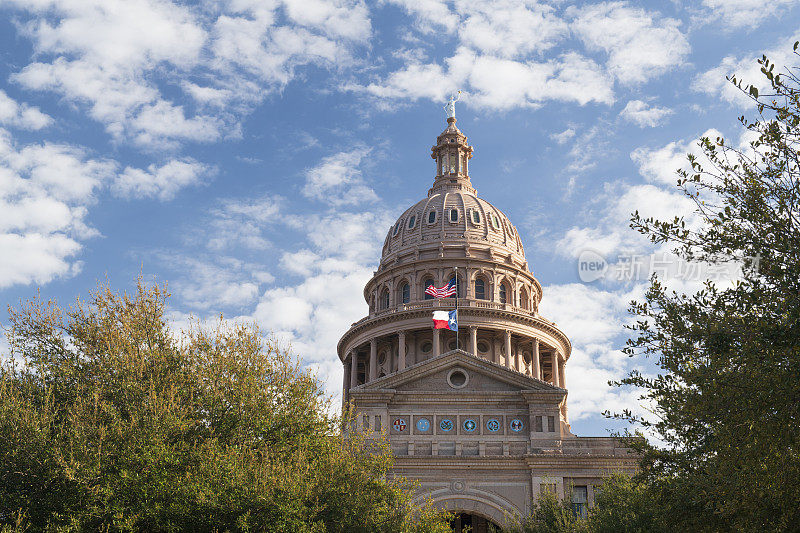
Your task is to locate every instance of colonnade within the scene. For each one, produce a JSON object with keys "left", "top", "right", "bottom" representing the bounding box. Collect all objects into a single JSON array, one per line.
[{"left": 343, "top": 326, "right": 566, "bottom": 401}]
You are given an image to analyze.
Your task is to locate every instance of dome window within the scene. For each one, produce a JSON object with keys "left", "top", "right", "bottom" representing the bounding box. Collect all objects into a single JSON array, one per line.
[
  {"left": 474, "top": 278, "right": 486, "bottom": 300},
  {"left": 449, "top": 208, "right": 458, "bottom": 222},
  {"left": 427, "top": 210, "right": 437, "bottom": 224},
  {"left": 400, "top": 282, "right": 410, "bottom": 304},
  {"left": 380, "top": 289, "right": 390, "bottom": 310},
  {"left": 477, "top": 341, "right": 489, "bottom": 353},
  {"left": 499, "top": 283, "right": 508, "bottom": 304},
  {"left": 424, "top": 279, "right": 435, "bottom": 300},
  {"left": 393, "top": 221, "right": 401, "bottom": 236},
  {"left": 407, "top": 215, "right": 416, "bottom": 229},
  {"left": 471, "top": 210, "right": 480, "bottom": 225},
  {"left": 490, "top": 213, "right": 501, "bottom": 230}
]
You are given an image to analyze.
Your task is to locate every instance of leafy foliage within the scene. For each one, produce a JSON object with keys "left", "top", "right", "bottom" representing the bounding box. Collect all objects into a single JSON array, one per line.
[
  {"left": 610, "top": 46, "right": 800, "bottom": 531},
  {"left": 0, "top": 280, "right": 450, "bottom": 532},
  {"left": 504, "top": 486, "right": 584, "bottom": 533}
]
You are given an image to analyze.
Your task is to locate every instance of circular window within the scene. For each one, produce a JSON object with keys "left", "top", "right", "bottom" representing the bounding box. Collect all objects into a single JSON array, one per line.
[
  {"left": 477, "top": 341, "right": 489, "bottom": 353},
  {"left": 416, "top": 418, "right": 430, "bottom": 432},
  {"left": 378, "top": 351, "right": 387, "bottom": 364},
  {"left": 447, "top": 368, "right": 469, "bottom": 389},
  {"left": 463, "top": 418, "right": 477, "bottom": 432},
  {"left": 421, "top": 341, "right": 432, "bottom": 353},
  {"left": 486, "top": 418, "right": 500, "bottom": 432},
  {"left": 448, "top": 340, "right": 457, "bottom": 351},
  {"left": 440, "top": 418, "right": 454, "bottom": 432}
]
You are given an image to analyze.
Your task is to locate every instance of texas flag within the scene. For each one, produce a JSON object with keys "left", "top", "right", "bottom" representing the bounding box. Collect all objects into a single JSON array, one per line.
[{"left": 432, "top": 310, "right": 458, "bottom": 331}]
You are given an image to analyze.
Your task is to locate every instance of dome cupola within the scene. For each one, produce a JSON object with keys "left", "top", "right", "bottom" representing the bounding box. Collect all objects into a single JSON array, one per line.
[{"left": 430, "top": 117, "right": 475, "bottom": 196}]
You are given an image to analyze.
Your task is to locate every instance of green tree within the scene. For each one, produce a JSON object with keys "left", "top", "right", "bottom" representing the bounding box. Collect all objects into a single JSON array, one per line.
[
  {"left": 504, "top": 487, "right": 585, "bottom": 533},
  {"left": 613, "top": 47, "right": 800, "bottom": 531},
  {"left": 0, "top": 280, "right": 450, "bottom": 533}
]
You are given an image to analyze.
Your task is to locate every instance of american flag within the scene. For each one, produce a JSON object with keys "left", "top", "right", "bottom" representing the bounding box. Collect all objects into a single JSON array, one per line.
[{"left": 425, "top": 278, "right": 457, "bottom": 298}]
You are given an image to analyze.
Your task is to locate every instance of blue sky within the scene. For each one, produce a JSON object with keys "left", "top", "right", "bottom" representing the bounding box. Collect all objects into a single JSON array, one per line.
[{"left": 1, "top": 0, "right": 799, "bottom": 438}]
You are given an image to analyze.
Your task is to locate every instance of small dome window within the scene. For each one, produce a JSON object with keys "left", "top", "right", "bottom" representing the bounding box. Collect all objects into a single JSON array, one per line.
[
  {"left": 428, "top": 210, "right": 437, "bottom": 224},
  {"left": 477, "top": 341, "right": 489, "bottom": 353},
  {"left": 449, "top": 208, "right": 458, "bottom": 222},
  {"left": 421, "top": 341, "right": 433, "bottom": 353},
  {"left": 400, "top": 282, "right": 410, "bottom": 304},
  {"left": 393, "top": 221, "right": 401, "bottom": 236},
  {"left": 471, "top": 210, "right": 480, "bottom": 225},
  {"left": 474, "top": 278, "right": 486, "bottom": 300},
  {"left": 490, "top": 213, "right": 501, "bottom": 230},
  {"left": 380, "top": 289, "right": 390, "bottom": 309},
  {"left": 499, "top": 283, "right": 508, "bottom": 304},
  {"left": 408, "top": 215, "right": 416, "bottom": 229}
]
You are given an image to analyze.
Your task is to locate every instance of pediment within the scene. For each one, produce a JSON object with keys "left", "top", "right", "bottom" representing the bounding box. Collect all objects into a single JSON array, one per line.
[{"left": 355, "top": 349, "right": 564, "bottom": 394}]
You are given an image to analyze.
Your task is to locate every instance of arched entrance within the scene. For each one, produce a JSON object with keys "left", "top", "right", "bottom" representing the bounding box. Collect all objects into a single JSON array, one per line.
[{"left": 450, "top": 512, "right": 501, "bottom": 532}]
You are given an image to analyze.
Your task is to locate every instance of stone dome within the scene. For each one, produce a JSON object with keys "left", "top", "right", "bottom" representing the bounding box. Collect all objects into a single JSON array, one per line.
[{"left": 381, "top": 190, "right": 526, "bottom": 267}]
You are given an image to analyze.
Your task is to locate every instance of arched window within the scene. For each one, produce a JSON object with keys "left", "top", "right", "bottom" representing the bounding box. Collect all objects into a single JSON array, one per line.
[
  {"left": 499, "top": 283, "right": 508, "bottom": 304},
  {"left": 428, "top": 210, "right": 436, "bottom": 224},
  {"left": 471, "top": 210, "right": 480, "bottom": 224},
  {"left": 393, "top": 221, "right": 401, "bottom": 236},
  {"left": 474, "top": 278, "right": 486, "bottom": 300},
  {"left": 424, "top": 279, "right": 435, "bottom": 300},
  {"left": 380, "top": 289, "right": 390, "bottom": 310},
  {"left": 400, "top": 282, "right": 410, "bottom": 304},
  {"left": 520, "top": 288, "right": 529, "bottom": 310},
  {"left": 407, "top": 215, "right": 416, "bottom": 229},
  {"left": 449, "top": 208, "right": 458, "bottom": 222}
]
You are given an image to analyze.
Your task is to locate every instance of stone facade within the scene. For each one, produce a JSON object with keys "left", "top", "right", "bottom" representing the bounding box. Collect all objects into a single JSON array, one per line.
[{"left": 338, "top": 116, "right": 637, "bottom": 528}]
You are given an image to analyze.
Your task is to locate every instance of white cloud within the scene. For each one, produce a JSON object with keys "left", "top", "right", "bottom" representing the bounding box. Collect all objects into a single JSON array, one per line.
[
  {"left": 539, "top": 282, "right": 651, "bottom": 421},
  {"left": 550, "top": 127, "right": 575, "bottom": 145},
  {"left": 619, "top": 100, "right": 673, "bottom": 127},
  {"left": 162, "top": 255, "right": 272, "bottom": 311},
  {"left": 113, "top": 159, "right": 214, "bottom": 201},
  {"left": 457, "top": 1, "right": 567, "bottom": 58},
  {"left": 6, "top": 0, "right": 371, "bottom": 149},
  {"left": 365, "top": 1, "right": 691, "bottom": 110},
  {"left": 204, "top": 196, "right": 283, "bottom": 252},
  {"left": 694, "top": 34, "right": 800, "bottom": 106},
  {"left": 630, "top": 128, "right": 722, "bottom": 186},
  {"left": 302, "top": 147, "right": 377, "bottom": 206},
  {"left": 0, "top": 128, "right": 116, "bottom": 288},
  {"left": 700, "top": 0, "right": 800, "bottom": 31},
  {"left": 0, "top": 90, "right": 53, "bottom": 130},
  {"left": 360, "top": 47, "right": 614, "bottom": 109},
  {"left": 568, "top": 2, "right": 690, "bottom": 84}
]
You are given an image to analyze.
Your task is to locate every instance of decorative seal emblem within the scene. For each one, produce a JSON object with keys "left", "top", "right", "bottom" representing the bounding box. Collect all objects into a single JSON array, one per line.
[
  {"left": 463, "top": 418, "right": 477, "bottom": 432},
  {"left": 416, "top": 418, "right": 430, "bottom": 432},
  {"left": 486, "top": 418, "right": 500, "bottom": 432},
  {"left": 510, "top": 418, "right": 524, "bottom": 432},
  {"left": 439, "top": 418, "right": 454, "bottom": 432},
  {"left": 393, "top": 418, "right": 407, "bottom": 432}
]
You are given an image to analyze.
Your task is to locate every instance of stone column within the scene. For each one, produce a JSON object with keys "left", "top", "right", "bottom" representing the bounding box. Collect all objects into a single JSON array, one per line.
[
  {"left": 398, "top": 331, "right": 406, "bottom": 371},
  {"left": 433, "top": 328, "right": 440, "bottom": 357},
  {"left": 551, "top": 350, "right": 560, "bottom": 387},
  {"left": 369, "top": 339, "right": 377, "bottom": 381},
  {"left": 504, "top": 330, "right": 512, "bottom": 369},
  {"left": 342, "top": 360, "right": 349, "bottom": 406},
  {"left": 532, "top": 339, "right": 541, "bottom": 380},
  {"left": 469, "top": 326, "right": 478, "bottom": 356},
  {"left": 559, "top": 358, "right": 566, "bottom": 389},
  {"left": 349, "top": 350, "right": 358, "bottom": 389}
]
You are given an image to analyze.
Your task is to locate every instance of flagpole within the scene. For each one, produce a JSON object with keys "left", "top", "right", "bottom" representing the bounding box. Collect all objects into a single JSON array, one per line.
[{"left": 455, "top": 266, "right": 459, "bottom": 351}]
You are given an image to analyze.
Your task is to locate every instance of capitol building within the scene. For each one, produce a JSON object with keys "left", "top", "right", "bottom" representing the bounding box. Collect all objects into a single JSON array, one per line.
[{"left": 338, "top": 111, "right": 637, "bottom": 532}]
